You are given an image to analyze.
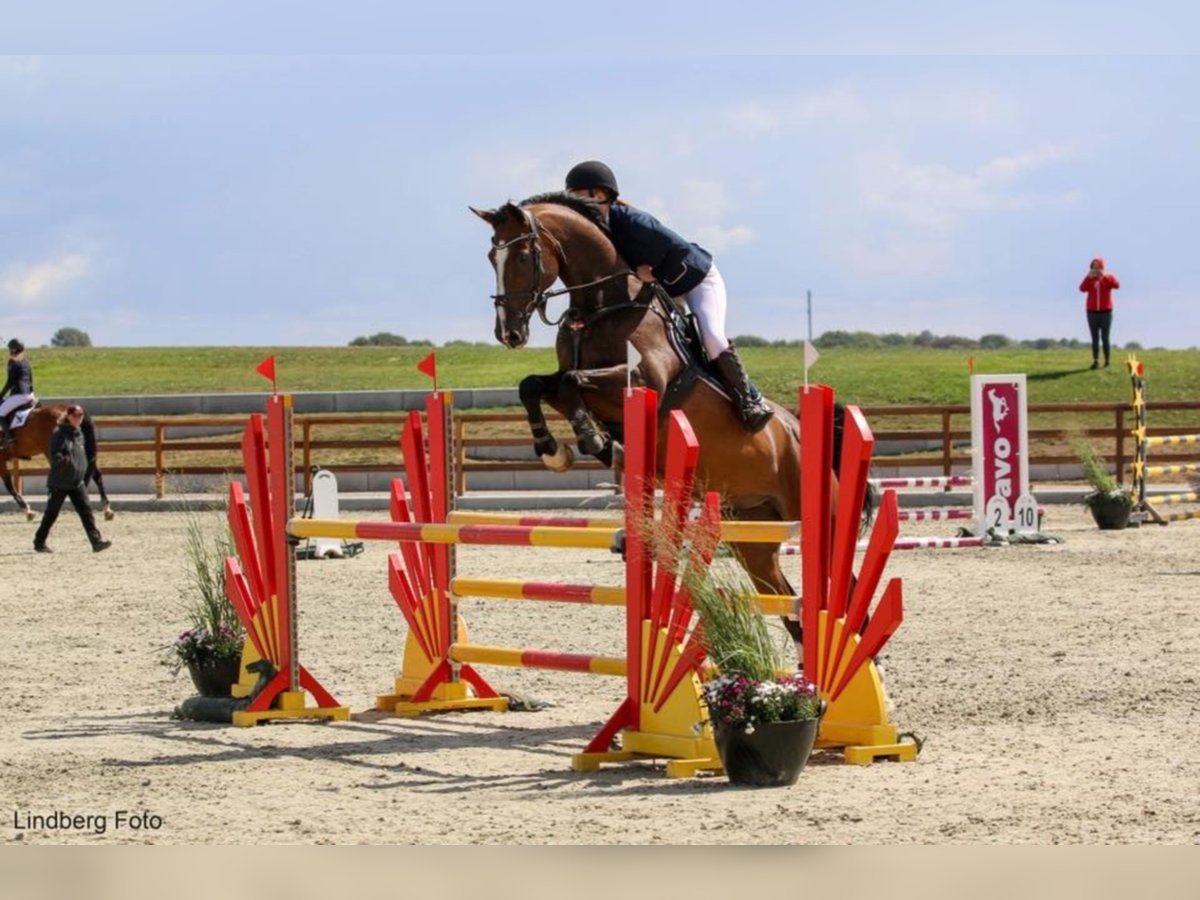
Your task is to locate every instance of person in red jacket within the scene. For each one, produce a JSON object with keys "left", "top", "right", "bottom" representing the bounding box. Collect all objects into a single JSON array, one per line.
[{"left": 1079, "top": 257, "right": 1120, "bottom": 369}]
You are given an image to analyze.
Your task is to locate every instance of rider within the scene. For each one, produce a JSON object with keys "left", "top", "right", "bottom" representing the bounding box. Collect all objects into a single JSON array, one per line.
[
  {"left": 0, "top": 338, "right": 35, "bottom": 450},
  {"left": 563, "top": 160, "right": 773, "bottom": 430}
]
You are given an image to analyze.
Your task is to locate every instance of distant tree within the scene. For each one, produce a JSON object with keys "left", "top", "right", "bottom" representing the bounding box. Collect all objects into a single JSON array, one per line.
[
  {"left": 814, "top": 330, "right": 852, "bottom": 348},
  {"left": 815, "top": 330, "right": 881, "bottom": 349},
  {"left": 731, "top": 334, "right": 769, "bottom": 347},
  {"left": 348, "top": 332, "right": 432, "bottom": 347},
  {"left": 932, "top": 334, "right": 979, "bottom": 350},
  {"left": 1124, "top": 341, "right": 1143, "bottom": 351},
  {"left": 51, "top": 327, "right": 92, "bottom": 347},
  {"left": 880, "top": 332, "right": 910, "bottom": 346},
  {"left": 979, "top": 333, "right": 1011, "bottom": 350},
  {"left": 912, "top": 329, "right": 936, "bottom": 347}
]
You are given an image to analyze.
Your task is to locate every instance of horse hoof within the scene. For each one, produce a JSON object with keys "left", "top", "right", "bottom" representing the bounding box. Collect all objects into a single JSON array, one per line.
[
  {"left": 541, "top": 444, "right": 574, "bottom": 473},
  {"left": 104, "top": 508, "right": 115, "bottom": 521},
  {"left": 25, "top": 510, "right": 35, "bottom": 522}
]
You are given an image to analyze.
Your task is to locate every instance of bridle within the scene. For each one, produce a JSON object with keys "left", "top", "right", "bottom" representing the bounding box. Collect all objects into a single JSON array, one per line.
[{"left": 490, "top": 206, "right": 632, "bottom": 329}]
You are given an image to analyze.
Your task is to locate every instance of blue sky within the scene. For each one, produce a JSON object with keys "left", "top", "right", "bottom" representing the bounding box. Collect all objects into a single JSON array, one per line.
[{"left": 2, "top": 3, "right": 1198, "bottom": 348}]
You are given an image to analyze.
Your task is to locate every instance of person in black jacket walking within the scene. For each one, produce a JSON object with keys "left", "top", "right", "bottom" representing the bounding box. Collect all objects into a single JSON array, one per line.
[
  {"left": 563, "top": 160, "right": 773, "bottom": 430},
  {"left": 33, "top": 404, "right": 112, "bottom": 553}
]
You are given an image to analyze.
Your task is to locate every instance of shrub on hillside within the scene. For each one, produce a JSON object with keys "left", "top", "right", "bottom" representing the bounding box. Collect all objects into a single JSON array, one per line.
[
  {"left": 348, "top": 332, "right": 432, "bottom": 347},
  {"left": 51, "top": 327, "right": 92, "bottom": 347},
  {"left": 814, "top": 330, "right": 882, "bottom": 349}
]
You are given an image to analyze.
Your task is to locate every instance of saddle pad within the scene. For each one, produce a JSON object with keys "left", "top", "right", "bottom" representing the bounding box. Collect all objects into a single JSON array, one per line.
[
  {"left": 662, "top": 312, "right": 728, "bottom": 402},
  {"left": 11, "top": 407, "right": 32, "bottom": 429}
]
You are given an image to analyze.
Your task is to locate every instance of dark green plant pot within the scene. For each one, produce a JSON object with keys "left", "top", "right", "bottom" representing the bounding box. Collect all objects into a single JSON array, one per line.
[
  {"left": 714, "top": 718, "right": 820, "bottom": 787},
  {"left": 1088, "top": 494, "right": 1132, "bottom": 530},
  {"left": 187, "top": 654, "right": 243, "bottom": 697}
]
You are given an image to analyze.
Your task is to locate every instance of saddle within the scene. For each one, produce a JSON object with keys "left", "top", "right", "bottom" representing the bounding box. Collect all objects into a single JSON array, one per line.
[
  {"left": 7, "top": 397, "right": 37, "bottom": 431},
  {"left": 654, "top": 286, "right": 728, "bottom": 410},
  {"left": 591, "top": 287, "right": 727, "bottom": 444}
]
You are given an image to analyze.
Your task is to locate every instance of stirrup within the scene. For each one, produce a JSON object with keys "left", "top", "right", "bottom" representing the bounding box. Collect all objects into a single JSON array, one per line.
[{"left": 739, "top": 399, "right": 774, "bottom": 431}]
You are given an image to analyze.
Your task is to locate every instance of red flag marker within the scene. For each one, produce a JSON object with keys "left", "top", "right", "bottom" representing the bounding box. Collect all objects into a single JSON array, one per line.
[
  {"left": 255, "top": 354, "right": 277, "bottom": 394},
  {"left": 966, "top": 354, "right": 975, "bottom": 374},
  {"left": 416, "top": 350, "right": 437, "bottom": 391}
]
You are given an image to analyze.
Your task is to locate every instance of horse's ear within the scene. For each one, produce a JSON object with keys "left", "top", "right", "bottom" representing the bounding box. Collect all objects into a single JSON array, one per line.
[{"left": 469, "top": 206, "right": 498, "bottom": 225}]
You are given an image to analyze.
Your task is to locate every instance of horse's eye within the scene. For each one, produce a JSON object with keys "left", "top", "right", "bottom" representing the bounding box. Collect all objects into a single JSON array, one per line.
[{"left": 518, "top": 251, "right": 530, "bottom": 261}]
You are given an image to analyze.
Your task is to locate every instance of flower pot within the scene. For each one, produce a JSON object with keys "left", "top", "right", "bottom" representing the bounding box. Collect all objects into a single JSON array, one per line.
[
  {"left": 186, "top": 655, "right": 243, "bottom": 698},
  {"left": 714, "top": 718, "right": 820, "bottom": 787},
  {"left": 1088, "top": 494, "right": 1132, "bottom": 530}
]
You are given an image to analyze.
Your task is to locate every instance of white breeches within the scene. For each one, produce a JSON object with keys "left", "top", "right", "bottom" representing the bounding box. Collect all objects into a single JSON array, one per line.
[
  {"left": 681, "top": 265, "right": 730, "bottom": 360},
  {"left": 0, "top": 393, "right": 34, "bottom": 418}
]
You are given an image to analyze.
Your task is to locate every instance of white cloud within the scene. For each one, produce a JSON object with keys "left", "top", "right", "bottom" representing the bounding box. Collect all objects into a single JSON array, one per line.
[
  {"left": 864, "top": 144, "right": 1081, "bottom": 223},
  {"left": 725, "top": 84, "right": 872, "bottom": 136},
  {"left": 0, "top": 254, "right": 91, "bottom": 306},
  {"left": 832, "top": 143, "right": 1082, "bottom": 277},
  {"left": 693, "top": 224, "right": 755, "bottom": 253},
  {"left": 0, "top": 57, "right": 42, "bottom": 77},
  {"left": 659, "top": 179, "right": 756, "bottom": 253}
]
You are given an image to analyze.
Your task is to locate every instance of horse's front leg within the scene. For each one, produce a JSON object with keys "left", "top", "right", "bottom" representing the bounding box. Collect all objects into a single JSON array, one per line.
[
  {"left": 558, "top": 364, "right": 643, "bottom": 469},
  {"left": 518, "top": 372, "right": 577, "bottom": 473}
]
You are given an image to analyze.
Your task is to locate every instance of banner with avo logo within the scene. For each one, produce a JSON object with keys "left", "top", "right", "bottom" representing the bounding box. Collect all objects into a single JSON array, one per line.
[{"left": 971, "top": 374, "right": 1038, "bottom": 535}]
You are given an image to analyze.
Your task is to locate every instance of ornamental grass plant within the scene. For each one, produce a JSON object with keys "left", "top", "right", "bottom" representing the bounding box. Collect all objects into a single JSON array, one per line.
[
  {"left": 1074, "top": 440, "right": 1131, "bottom": 510},
  {"left": 165, "top": 508, "right": 243, "bottom": 674},
  {"left": 679, "top": 554, "right": 820, "bottom": 732}
]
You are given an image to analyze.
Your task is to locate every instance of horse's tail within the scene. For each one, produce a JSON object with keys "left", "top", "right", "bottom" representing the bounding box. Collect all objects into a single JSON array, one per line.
[{"left": 80, "top": 411, "right": 98, "bottom": 459}]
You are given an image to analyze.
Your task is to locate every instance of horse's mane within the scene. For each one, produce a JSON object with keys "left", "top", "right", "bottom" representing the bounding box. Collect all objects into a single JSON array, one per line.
[{"left": 518, "top": 191, "right": 608, "bottom": 231}]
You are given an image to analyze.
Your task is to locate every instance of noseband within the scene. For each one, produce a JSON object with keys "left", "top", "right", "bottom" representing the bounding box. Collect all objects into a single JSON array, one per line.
[{"left": 491, "top": 206, "right": 631, "bottom": 328}]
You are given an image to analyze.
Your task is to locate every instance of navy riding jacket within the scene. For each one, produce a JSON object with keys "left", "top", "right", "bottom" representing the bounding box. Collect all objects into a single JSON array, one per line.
[
  {"left": 606, "top": 204, "right": 713, "bottom": 297},
  {"left": 2, "top": 357, "right": 32, "bottom": 397}
]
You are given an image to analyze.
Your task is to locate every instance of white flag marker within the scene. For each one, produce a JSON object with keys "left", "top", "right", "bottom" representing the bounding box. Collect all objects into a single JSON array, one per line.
[
  {"left": 803, "top": 340, "right": 819, "bottom": 391},
  {"left": 626, "top": 341, "right": 642, "bottom": 395}
]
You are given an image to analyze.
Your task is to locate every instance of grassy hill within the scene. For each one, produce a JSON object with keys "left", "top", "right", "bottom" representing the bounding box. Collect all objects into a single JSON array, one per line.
[{"left": 25, "top": 343, "right": 1200, "bottom": 405}]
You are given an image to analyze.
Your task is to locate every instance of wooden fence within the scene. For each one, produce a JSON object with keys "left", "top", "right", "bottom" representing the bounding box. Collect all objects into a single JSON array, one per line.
[{"left": 6, "top": 400, "right": 1200, "bottom": 499}]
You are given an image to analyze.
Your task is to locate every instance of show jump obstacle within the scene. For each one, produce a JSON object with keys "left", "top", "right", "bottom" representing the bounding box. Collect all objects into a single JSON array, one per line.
[
  {"left": 1127, "top": 355, "right": 1200, "bottom": 525},
  {"left": 223, "top": 385, "right": 917, "bottom": 774}
]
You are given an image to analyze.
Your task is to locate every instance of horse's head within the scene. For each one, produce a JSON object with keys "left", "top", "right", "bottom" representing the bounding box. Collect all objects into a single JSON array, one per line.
[{"left": 470, "top": 202, "right": 561, "bottom": 350}]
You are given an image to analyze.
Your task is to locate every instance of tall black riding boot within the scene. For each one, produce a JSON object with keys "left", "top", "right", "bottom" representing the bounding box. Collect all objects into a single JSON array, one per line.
[
  {"left": 714, "top": 343, "right": 774, "bottom": 431},
  {"left": 0, "top": 420, "right": 11, "bottom": 450}
]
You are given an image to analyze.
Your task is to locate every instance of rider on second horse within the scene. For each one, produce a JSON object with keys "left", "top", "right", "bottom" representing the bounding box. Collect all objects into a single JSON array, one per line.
[
  {"left": 563, "top": 161, "right": 773, "bottom": 431},
  {"left": 0, "top": 338, "right": 35, "bottom": 450}
]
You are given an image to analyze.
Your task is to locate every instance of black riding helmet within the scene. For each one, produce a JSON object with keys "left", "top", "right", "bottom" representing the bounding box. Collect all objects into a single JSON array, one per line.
[
  {"left": 565, "top": 160, "right": 619, "bottom": 199},
  {"left": 7, "top": 338, "right": 23, "bottom": 353}
]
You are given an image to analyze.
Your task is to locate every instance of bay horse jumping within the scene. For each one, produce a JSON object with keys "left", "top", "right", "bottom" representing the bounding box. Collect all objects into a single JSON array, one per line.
[
  {"left": 1, "top": 404, "right": 113, "bottom": 522},
  {"left": 471, "top": 192, "right": 829, "bottom": 632}
]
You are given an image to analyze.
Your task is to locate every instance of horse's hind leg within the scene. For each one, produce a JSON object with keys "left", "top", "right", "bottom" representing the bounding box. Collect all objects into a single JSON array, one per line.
[
  {"left": 87, "top": 463, "right": 114, "bottom": 520},
  {"left": 1, "top": 470, "right": 34, "bottom": 522}
]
